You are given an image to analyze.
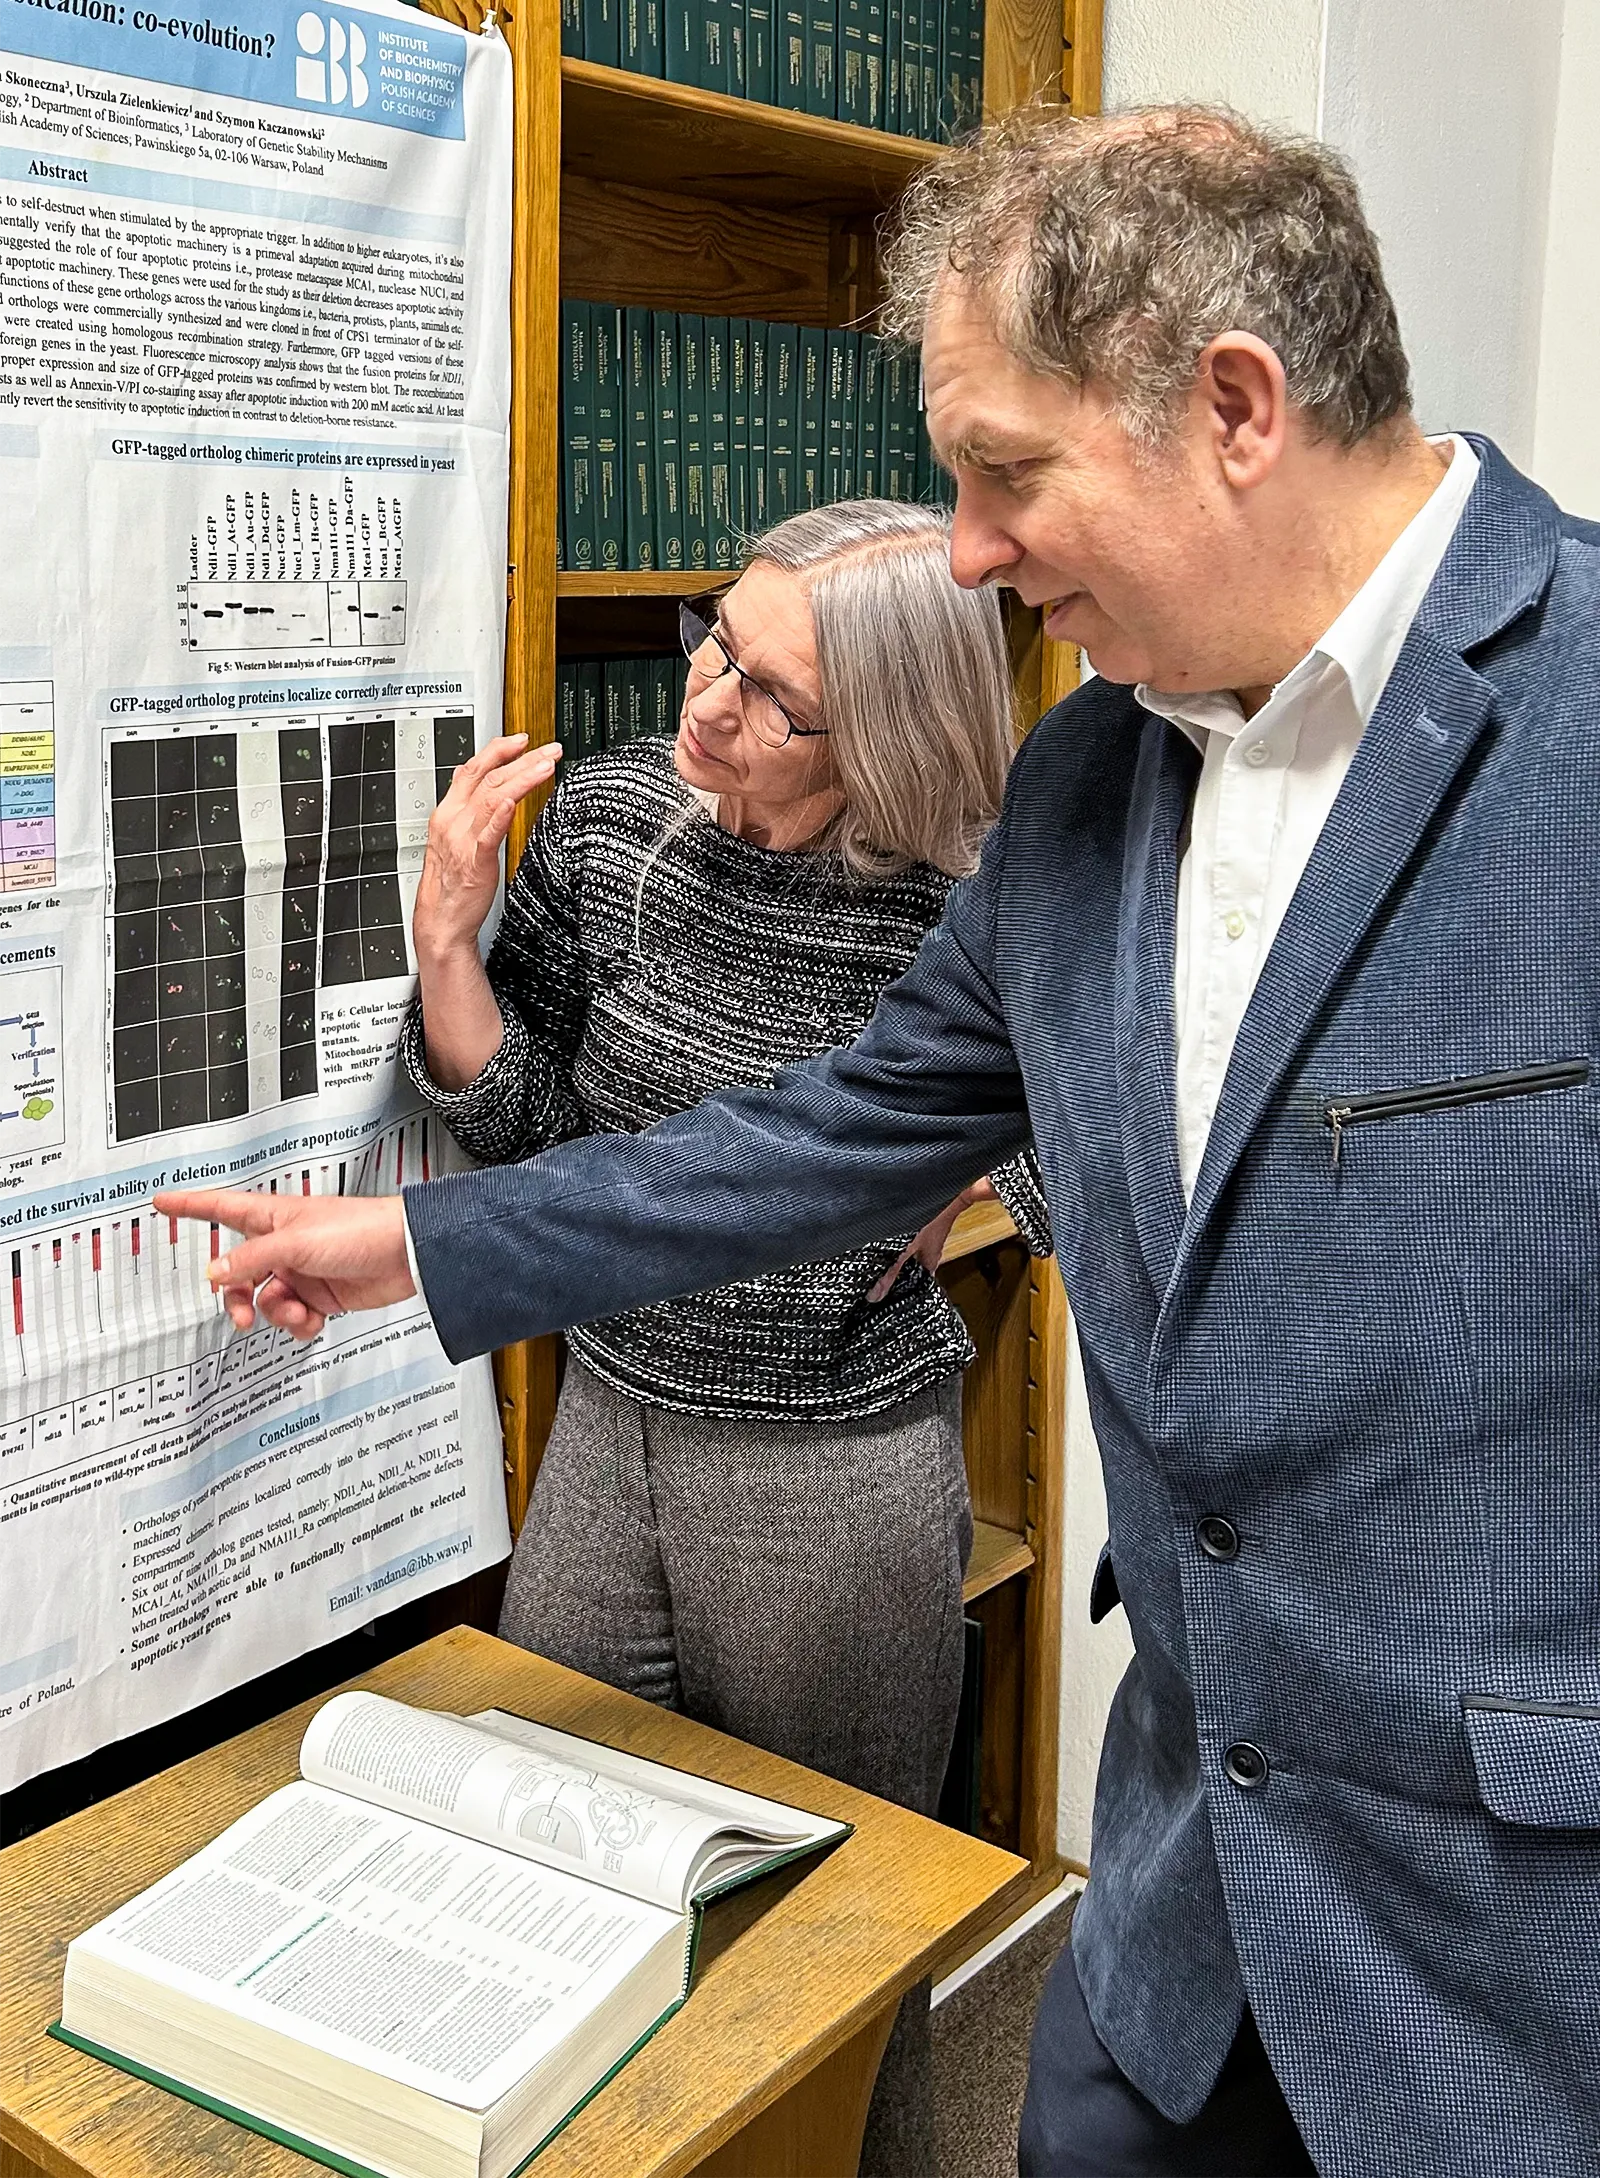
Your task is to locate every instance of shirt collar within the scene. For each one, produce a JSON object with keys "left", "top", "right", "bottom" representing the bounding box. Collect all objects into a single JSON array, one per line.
[{"left": 1136, "top": 433, "right": 1481, "bottom": 750}]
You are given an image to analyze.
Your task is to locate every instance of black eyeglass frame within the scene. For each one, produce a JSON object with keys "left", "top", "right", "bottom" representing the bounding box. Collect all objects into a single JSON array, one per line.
[{"left": 678, "top": 600, "right": 828, "bottom": 748}]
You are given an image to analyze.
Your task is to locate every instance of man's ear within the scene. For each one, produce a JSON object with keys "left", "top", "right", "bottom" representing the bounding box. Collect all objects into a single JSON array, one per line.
[{"left": 1192, "top": 332, "right": 1288, "bottom": 490}]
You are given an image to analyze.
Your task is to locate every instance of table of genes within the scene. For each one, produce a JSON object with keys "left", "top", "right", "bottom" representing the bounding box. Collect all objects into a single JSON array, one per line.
[{"left": 0, "top": 681, "right": 55, "bottom": 893}]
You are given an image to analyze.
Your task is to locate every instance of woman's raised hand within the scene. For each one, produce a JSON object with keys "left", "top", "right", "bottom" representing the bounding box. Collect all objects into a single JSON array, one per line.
[{"left": 413, "top": 734, "right": 562, "bottom": 962}]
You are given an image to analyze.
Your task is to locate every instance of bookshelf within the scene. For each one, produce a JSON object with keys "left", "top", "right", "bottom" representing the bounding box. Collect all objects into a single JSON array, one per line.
[{"left": 422, "top": 0, "right": 1100, "bottom": 1894}]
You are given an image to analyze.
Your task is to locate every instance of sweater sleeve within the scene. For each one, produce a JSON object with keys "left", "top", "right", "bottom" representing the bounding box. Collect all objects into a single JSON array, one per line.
[
  {"left": 988, "top": 1148, "right": 1053, "bottom": 1256},
  {"left": 400, "top": 776, "right": 590, "bottom": 1166}
]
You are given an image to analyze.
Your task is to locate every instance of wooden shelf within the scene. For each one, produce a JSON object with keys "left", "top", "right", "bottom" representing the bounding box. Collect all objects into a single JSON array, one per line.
[
  {"left": 561, "top": 59, "right": 945, "bottom": 214},
  {"left": 940, "top": 1198, "right": 1020, "bottom": 1264},
  {"left": 964, "top": 1518, "right": 1035, "bottom": 1602},
  {"left": 556, "top": 569, "right": 735, "bottom": 597}
]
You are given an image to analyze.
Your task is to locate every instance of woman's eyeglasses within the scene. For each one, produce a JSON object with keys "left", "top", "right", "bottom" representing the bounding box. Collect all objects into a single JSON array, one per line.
[{"left": 678, "top": 601, "right": 828, "bottom": 750}]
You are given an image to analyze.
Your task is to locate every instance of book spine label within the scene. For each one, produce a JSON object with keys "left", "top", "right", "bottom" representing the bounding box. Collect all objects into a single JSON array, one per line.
[
  {"left": 765, "top": 321, "right": 798, "bottom": 523},
  {"left": 805, "top": 0, "right": 836, "bottom": 115},
  {"left": 921, "top": 0, "right": 938, "bottom": 139},
  {"left": 562, "top": 301, "right": 595, "bottom": 572},
  {"left": 883, "top": 0, "right": 899, "bottom": 130},
  {"left": 824, "top": 330, "right": 847, "bottom": 504},
  {"left": 941, "top": 0, "right": 960, "bottom": 138},
  {"left": 706, "top": 317, "right": 733, "bottom": 569},
  {"left": 728, "top": 317, "right": 750, "bottom": 548},
  {"left": 557, "top": 661, "right": 578, "bottom": 756},
  {"left": 748, "top": 322, "right": 769, "bottom": 530},
  {"left": 592, "top": 306, "right": 624, "bottom": 572},
  {"left": 839, "top": 329, "right": 858, "bottom": 499},
  {"left": 745, "top": 0, "right": 773, "bottom": 103},
  {"left": 797, "top": 326, "right": 824, "bottom": 511},
  {"left": 625, "top": 655, "right": 648, "bottom": 744},
  {"left": 624, "top": 0, "right": 664, "bottom": 73},
  {"left": 966, "top": 0, "right": 983, "bottom": 129},
  {"left": 625, "top": 308, "right": 655, "bottom": 569},
  {"left": 778, "top": 0, "right": 806, "bottom": 106},
  {"left": 665, "top": 0, "right": 696, "bottom": 82},
  {"left": 602, "top": 659, "right": 628, "bottom": 753},
  {"left": 856, "top": 333, "right": 882, "bottom": 497},
  {"left": 585, "top": 0, "right": 621, "bottom": 67},
  {"left": 862, "top": 0, "right": 885, "bottom": 129},
  {"left": 839, "top": 0, "right": 866, "bottom": 126},
  {"left": 577, "top": 660, "right": 602, "bottom": 763},
  {"left": 563, "top": 0, "right": 584, "bottom": 58},
  {"left": 653, "top": 309, "right": 684, "bottom": 570},
  {"left": 899, "top": 0, "right": 919, "bottom": 135},
  {"left": 680, "top": 312, "right": 709, "bottom": 572}
]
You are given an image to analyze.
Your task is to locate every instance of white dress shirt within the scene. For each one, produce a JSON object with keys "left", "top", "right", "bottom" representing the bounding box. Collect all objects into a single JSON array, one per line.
[{"left": 1137, "top": 435, "right": 1480, "bottom": 1202}]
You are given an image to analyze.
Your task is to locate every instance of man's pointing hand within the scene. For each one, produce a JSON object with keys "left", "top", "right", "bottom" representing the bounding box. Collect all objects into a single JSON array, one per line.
[{"left": 153, "top": 1189, "right": 414, "bottom": 1342}]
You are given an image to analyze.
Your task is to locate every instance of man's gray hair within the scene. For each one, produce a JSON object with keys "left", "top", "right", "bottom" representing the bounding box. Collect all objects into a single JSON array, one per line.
[
  {"left": 881, "top": 104, "right": 1412, "bottom": 450},
  {"left": 747, "top": 499, "right": 1013, "bottom": 878}
]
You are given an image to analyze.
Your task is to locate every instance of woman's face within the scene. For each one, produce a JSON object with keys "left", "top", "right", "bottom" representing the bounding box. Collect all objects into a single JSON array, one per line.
[{"left": 673, "top": 561, "right": 838, "bottom": 810}]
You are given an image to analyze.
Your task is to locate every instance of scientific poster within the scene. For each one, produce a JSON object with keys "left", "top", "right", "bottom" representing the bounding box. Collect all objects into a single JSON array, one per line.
[{"left": 0, "top": 0, "right": 514, "bottom": 1789}]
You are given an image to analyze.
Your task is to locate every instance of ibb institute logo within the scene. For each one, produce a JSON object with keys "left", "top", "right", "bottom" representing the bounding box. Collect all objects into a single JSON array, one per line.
[{"left": 296, "top": 11, "right": 369, "bottom": 108}]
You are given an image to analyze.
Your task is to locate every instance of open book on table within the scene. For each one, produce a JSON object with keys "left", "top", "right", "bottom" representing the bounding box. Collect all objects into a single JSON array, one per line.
[{"left": 55, "top": 1690, "right": 849, "bottom": 2178}]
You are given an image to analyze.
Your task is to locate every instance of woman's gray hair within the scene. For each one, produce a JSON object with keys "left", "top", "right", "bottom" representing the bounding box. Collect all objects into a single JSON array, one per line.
[
  {"left": 745, "top": 498, "right": 1013, "bottom": 879},
  {"left": 881, "top": 104, "right": 1412, "bottom": 452}
]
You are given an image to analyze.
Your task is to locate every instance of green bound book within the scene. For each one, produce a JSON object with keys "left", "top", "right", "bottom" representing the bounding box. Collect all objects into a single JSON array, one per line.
[
  {"left": 665, "top": 0, "right": 695, "bottom": 82},
  {"left": 839, "top": 329, "right": 858, "bottom": 497},
  {"left": 56, "top": 1696, "right": 845, "bottom": 2178},
  {"left": 584, "top": 0, "right": 620, "bottom": 68},
  {"left": 965, "top": 0, "right": 984, "bottom": 133},
  {"left": 856, "top": 333, "right": 882, "bottom": 497},
  {"left": 839, "top": 0, "right": 866, "bottom": 124},
  {"left": 765, "top": 320, "right": 798, "bottom": 524},
  {"left": 920, "top": 0, "right": 938, "bottom": 139},
  {"left": 702, "top": 0, "right": 727, "bottom": 90},
  {"left": 805, "top": 0, "right": 836, "bottom": 114},
  {"left": 881, "top": 342, "right": 910, "bottom": 499},
  {"left": 896, "top": 0, "right": 917, "bottom": 133},
  {"left": 625, "top": 307, "right": 655, "bottom": 569},
  {"left": 939, "top": 0, "right": 960, "bottom": 137},
  {"left": 914, "top": 367, "right": 937, "bottom": 501},
  {"left": 745, "top": 0, "right": 774, "bottom": 103},
  {"left": 624, "top": 0, "right": 664, "bottom": 75},
  {"left": 625, "top": 655, "right": 649, "bottom": 744},
  {"left": 862, "top": 0, "right": 885, "bottom": 127},
  {"left": 576, "top": 659, "right": 602, "bottom": 763},
  {"left": 680, "top": 313, "right": 709, "bottom": 573},
  {"left": 729, "top": 318, "right": 751, "bottom": 544},
  {"left": 562, "top": 0, "right": 583, "bottom": 59},
  {"left": 727, "top": 0, "right": 746, "bottom": 93},
  {"left": 556, "top": 659, "right": 578, "bottom": 758},
  {"left": 748, "top": 321, "right": 769, "bottom": 529},
  {"left": 778, "top": 0, "right": 805, "bottom": 106},
  {"left": 706, "top": 317, "right": 734, "bottom": 569},
  {"left": 824, "top": 330, "right": 849, "bottom": 503},
  {"left": 561, "top": 300, "right": 595, "bottom": 573},
  {"left": 592, "top": 306, "right": 623, "bottom": 573},
  {"left": 883, "top": 0, "right": 900, "bottom": 129},
  {"left": 653, "top": 310, "right": 684, "bottom": 571},
  {"left": 797, "top": 326, "right": 825, "bottom": 510},
  {"left": 648, "top": 654, "right": 678, "bottom": 736},
  {"left": 602, "top": 658, "right": 629, "bottom": 751}
]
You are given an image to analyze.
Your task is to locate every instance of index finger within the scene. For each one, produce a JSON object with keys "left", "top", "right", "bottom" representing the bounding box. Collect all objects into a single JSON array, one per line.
[{"left": 153, "top": 1188, "right": 283, "bottom": 1237}]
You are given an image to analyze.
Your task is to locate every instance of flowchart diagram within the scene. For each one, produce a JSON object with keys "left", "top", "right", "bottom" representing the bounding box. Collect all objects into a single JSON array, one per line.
[{"left": 0, "top": 964, "right": 63, "bottom": 1159}]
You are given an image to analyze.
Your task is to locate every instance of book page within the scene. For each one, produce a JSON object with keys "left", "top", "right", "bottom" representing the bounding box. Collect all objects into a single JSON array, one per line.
[
  {"left": 68, "top": 1780, "right": 681, "bottom": 2114},
  {"left": 300, "top": 1692, "right": 841, "bottom": 1912}
]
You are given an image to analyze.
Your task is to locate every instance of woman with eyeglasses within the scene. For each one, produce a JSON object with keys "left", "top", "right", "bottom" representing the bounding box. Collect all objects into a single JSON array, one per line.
[{"left": 399, "top": 499, "right": 1048, "bottom": 2174}]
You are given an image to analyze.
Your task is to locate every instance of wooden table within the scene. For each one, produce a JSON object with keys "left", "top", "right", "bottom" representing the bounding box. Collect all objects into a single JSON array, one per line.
[{"left": 0, "top": 1627, "right": 1028, "bottom": 2178}]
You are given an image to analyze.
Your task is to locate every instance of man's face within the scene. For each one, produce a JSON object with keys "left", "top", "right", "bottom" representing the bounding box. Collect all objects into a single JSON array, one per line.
[{"left": 922, "top": 284, "right": 1235, "bottom": 690}]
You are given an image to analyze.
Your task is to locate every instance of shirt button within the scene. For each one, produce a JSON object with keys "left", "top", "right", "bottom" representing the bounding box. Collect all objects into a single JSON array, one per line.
[
  {"left": 1244, "top": 741, "right": 1270, "bottom": 767},
  {"left": 1197, "top": 1515, "right": 1240, "bottom": 1562},
  {"left": 1224, "top": 910, "right": 1246, "bottom": 941},
  {"left": 1224, "top": 1741, "right": 1269, "bottom": 1790}
]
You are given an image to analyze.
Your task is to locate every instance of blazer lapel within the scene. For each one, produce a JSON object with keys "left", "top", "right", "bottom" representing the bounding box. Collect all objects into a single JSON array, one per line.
[
  {"left": 1176, "top": 634, "right": 1498, "bottom": 1263},
  {"left": 1115, "top": 714, "right": 1199, "bottom": 1296}
]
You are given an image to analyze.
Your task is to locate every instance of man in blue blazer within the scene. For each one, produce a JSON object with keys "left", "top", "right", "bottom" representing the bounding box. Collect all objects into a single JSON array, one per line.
[{"left": 164, "top": 107, "right": 1600, "bottom": 2176}]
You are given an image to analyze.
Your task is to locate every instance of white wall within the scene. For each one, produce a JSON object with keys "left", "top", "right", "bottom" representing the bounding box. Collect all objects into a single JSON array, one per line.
[
  {"left": 1532, "top": 0, "right": 1600, "bottom": 517},
  {"left": 1057, "top": 0, "right": 1583, "bottom": 1865}
]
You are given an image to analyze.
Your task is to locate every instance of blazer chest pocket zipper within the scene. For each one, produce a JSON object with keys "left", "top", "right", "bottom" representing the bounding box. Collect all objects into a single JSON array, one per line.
[{"left": 1323, "top": 1058, "right": 1591, "bottom": 1171}]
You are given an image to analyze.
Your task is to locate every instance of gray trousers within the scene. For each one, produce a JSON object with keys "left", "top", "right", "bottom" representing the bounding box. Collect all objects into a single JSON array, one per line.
[{"left": 499, "top": 1355, "right": 973, "bottom": 2175}]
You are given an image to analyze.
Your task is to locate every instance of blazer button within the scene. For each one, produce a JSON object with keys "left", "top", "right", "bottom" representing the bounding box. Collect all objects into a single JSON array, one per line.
[
  {"left": 1197, "top": 1515, "right": 1240, "bottom": 1562},
  {"left": 1224, "top": 1741, "right": 1269, "bottom": 1790}
]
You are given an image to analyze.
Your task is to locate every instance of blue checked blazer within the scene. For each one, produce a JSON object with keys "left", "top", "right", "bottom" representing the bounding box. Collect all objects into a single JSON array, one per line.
[{"left": 408, "top": 439, "right": 1600, "bottom": 2176}]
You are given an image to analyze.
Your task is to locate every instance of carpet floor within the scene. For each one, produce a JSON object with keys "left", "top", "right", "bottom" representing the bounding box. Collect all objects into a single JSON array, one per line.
[{"left": 931, "top": 1889, "right": 1078, "bottom": 2178}]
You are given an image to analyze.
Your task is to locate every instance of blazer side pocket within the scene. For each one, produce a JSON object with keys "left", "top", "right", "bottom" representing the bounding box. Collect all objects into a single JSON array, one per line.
[{"left": 1461, "top": 1693, "right": 1600, "bottom": 1828}]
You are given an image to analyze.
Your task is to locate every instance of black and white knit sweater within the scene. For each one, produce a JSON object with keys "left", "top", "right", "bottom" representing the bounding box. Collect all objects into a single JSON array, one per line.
[{"left": 401, "top": 737, "right": 1050, "bottom": 1422}]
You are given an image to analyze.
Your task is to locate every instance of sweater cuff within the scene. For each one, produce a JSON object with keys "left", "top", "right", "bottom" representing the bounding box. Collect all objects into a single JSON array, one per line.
[
  {"left": 398, "top": 992, "right": 535, "bottom": 1165},
  {"left": 989, "top": 1149, "right": 1053, "bottom": 1256}
]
